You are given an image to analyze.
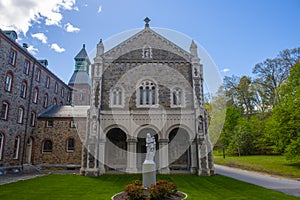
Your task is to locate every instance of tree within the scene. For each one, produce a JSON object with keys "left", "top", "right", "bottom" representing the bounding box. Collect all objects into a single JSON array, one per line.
[
  {"left": 267, "top": 63, "right": 300, "bottom": 160},
  {"left": 253, "top": 47, "right": 300, "bottom": 108},
  {"left": 224, "top": 75, "right": 255, "bottom": 120}
]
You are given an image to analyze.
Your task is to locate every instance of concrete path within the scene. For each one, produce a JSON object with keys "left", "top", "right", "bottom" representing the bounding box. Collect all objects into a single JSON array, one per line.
[
  {"left": 215, "top": 164, "right": 300, "bottom": 198},
  {"left": 0, "top": 173, "right": 46, "bottom": 185}
]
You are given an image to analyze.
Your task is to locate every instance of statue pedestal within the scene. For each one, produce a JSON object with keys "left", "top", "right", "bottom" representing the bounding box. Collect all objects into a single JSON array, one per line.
[{"left": 142, "top": 160, "right": 156, "bottom": 188}]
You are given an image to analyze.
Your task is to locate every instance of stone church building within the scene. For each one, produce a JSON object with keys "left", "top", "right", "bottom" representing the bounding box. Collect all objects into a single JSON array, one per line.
[
  {"left": 0, "top": 18, "right": 214, "bottom": 176},
  {"left": 80, "top": 18, "right": 214, "bottom": 176}
]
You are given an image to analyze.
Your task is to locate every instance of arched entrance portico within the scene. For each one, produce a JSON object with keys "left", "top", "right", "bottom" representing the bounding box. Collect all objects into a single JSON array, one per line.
[
  {"left": 168, "top": 128, "right": 191, "bottom": 171},
  {"left": 136, "top": 128, "right": 158, "bottom": 171},
  {"left": 105, "top": 128, "right": 127, "bottom": 171}
]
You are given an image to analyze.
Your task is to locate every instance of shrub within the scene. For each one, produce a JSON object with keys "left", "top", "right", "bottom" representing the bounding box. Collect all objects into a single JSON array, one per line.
[
  {"left": 148, "top": 180, "right": 177, "bottom": 200},
  {"left": 124, "top": 180, "right": 177, "bottom": 200},
  {"left": 124, "top": 183, "right": 144, "bottom": 200}
]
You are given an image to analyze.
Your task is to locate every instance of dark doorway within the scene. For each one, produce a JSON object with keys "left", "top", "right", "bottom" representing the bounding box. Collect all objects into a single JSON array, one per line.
[
  {"left": 168, "top": 128, "right": 190, "bottom": 171},
  {"left": 106, "top": 128, "right": 127, "bottom": 171}
]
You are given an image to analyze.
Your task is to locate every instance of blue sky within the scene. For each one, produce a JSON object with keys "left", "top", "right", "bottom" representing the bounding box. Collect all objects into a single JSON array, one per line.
[{"left": 1, "top": 0, "right": 299, "bottom": 83}]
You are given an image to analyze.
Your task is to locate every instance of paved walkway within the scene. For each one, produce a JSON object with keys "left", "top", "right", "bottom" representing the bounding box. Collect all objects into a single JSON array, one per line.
[
  {"left": 215, "top": 164, "right": 300, "bottom": 198},
  {"left": 0, "top": 173, "right": 46, "bottom": 185}
]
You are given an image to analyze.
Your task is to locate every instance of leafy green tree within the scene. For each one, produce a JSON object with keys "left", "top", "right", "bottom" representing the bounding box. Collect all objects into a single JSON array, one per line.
[
  {"left": 267, "top": 63, "right": 300, "bottom": 160},
  {"left": 224, "top": 75, "right": 255, "bottom": 120}
]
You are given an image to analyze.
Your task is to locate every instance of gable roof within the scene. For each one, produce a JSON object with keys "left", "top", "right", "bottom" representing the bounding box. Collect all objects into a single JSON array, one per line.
[{"left": 101, "top": 26, "right": 192, "bottom": 62}]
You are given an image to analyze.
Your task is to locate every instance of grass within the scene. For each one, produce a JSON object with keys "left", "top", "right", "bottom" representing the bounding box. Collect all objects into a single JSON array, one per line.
[
  {"left": 0, "top": 174, "right": 299, "bottom": 200},
  {"left": 214, "top": 155, "right": 300, "bottom": 179}
]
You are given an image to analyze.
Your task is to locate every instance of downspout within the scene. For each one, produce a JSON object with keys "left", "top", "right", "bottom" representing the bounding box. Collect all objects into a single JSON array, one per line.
[{"left": 21, "top": 61, "right": 36, "bottom": 170}]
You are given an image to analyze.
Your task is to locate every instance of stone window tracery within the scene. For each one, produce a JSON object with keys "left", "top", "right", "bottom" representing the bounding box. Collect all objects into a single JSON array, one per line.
[
  {"left": 137, "top": 80, "right": 158, "bottom": 107},
  {"left": 171, "top": 87, "right": 185, "bottom": 107},
  {"left": 110, "top": 87, "right": 123, "bottom": 107}
]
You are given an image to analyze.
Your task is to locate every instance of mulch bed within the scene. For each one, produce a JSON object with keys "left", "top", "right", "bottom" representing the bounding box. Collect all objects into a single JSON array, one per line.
[{"left": 112, "top": 191, "right": 186, "bottom": 200}]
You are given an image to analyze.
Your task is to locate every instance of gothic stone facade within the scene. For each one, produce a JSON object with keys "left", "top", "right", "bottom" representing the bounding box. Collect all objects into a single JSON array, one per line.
[{"left": 81, "top": 24, "right": 214, "bottom": 176}]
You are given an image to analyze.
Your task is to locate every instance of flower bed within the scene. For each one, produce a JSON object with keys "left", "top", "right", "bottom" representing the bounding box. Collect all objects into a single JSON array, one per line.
[{"left": 112, "top": 180, "right": 187, "bottom": 200}]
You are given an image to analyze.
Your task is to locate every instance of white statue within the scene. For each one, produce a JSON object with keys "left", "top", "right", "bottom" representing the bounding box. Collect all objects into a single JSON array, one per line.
[{"left": 145, "top": 133, "right": 156, "bottom": 161}]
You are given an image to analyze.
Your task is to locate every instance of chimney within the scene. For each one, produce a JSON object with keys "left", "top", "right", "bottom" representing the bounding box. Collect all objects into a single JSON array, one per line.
[
  {"left": 23, "top": 43, "right": 28, "bottom": 50},
  {"left": 38, "top": 59, "right": 48, "bottom": 67}
]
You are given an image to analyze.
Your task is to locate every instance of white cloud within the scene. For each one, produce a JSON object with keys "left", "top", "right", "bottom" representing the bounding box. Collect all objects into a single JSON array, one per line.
[
  {"left": 31, "top": 33, "right": 48, "bottom": 44},
  {"left": 74, "top": 6, "right": 79, "bottom": 11},
  {"left": 64, "top": 23, "right": 80, "bottom": 32},
  {"left": 51, "top": 43, "right": 65, "bottom": 53},
  {"left": 27, "top": 45, "right": 39, "bottom": 55},
  {"left": 97, "top": 5, "right": 102, "bottom": 13},
  {"left": 222, "top": 68, "right": 230, "bottom": 73},
  {"left": 0, "top": 0, "right": 77, "bottom": 35}
]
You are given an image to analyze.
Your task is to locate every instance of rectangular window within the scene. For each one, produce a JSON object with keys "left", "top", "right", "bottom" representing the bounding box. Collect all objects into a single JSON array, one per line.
[
  {"left": 46, "top": 120, "right": 53, "bottom": 127},
  {"left": 35, "top": 68, "right": 41, "bottom": 82},
  {"left": 55, "top": 82, "right": 58, "bottom": 93},
  {"left": 70, "top": 121, "right": 77, "bottom": 128},
  {"left": 23, "top": 60, "right": 30, "bottom": 75},
  {"left": 9, "top": 49, "right": 17, "bottom": 65},
  {"left": 45, "top": 76, "right": 50, "bottom": 88},
  {"left": 1, "top": 102, "right": 8, "bottom": 120}
]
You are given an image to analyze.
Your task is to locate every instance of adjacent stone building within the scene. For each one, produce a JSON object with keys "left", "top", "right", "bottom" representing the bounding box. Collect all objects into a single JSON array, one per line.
[{"left": 0, "top": 29, "right": 71, "bottom": 172}]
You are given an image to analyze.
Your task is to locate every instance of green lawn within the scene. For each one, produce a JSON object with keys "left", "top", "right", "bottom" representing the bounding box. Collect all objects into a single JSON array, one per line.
[
  {"left": 0, "top": 174, "right": 298, "bottom": 200},
  {"left": 214, "top": 155, "right": 300, "bottom": 179}
]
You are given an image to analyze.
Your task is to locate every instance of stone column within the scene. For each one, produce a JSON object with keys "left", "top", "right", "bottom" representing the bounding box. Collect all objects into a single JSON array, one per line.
[
  {"left": 197, "top": 140, "right": 209, "bottom": 176},
  {"left": 190, "top": 139, "right": 197, "bottom": 174},
  {"left": 158, "top": 139, "right": 170, "bottom": 174},
  {"left": 126, "top": 138, "right": 137, "bottom": 173},
  {"left": 98, "top": 138, "right": 106, "bottom": 174}
]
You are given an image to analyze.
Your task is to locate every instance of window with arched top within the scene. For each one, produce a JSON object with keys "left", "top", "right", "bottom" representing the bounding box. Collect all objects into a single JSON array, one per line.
[
  {"left": 17, "top": 106, "right": 24, "bottom": 124},
  {"left": 171, "top": 87, "right": 185, "bottom": 108},
  {"left": 53, "top": 98, "right": 57, "bottom": 105},
  {"left": 1, "top": 101, "right": 9, "bottom": 120},
  {"left": 137, "top": 80, "right": 158, "bottom": 107},
  {"left": 33, "top": 87, "right": 39, "bottom": 104},
  {"left": 110, "top": 87, "right": 123, "bottom": 107},
  {"left": 4, "top": 72, "right": 13, "bottom": 92},
  {"left": 13, "top": 136, "right": 20, "bottom": 159},
  {"left": 66, "top": 138, "right": 75, "bottom": 152},
  {"left": 43, "top": 93, "right": 48, "bottom": 108},
  {"left": 42, "top": 140, "right": 52, "bottom": 153},
  {"left": 20, "top": 81, "right": 28, "bottom": 98},
  {"left": 54, "top": 82, "right": 58, "bottom": 93},
  {"left": 0, "top": 133, "right": 4, "bottom": 160},
  {"left": 30, "top": 111, "right": 36, "bottom": 127}
]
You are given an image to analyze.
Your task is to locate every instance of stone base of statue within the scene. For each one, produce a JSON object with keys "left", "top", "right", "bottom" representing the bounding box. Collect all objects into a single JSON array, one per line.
[{"left": 142, "top": 159, "right": 156, "bottom": 188}]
